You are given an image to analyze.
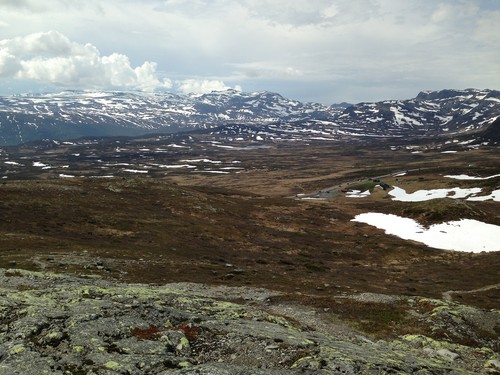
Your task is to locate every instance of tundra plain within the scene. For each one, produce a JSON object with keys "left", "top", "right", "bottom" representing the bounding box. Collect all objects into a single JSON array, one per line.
[{"left": 1, "top": 134, "right": 499, "bottom": 313}]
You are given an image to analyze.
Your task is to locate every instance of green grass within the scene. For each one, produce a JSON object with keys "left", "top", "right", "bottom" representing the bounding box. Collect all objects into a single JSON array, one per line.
[{"left": 345, "top": 181, "right": 378, "bottom": 193}]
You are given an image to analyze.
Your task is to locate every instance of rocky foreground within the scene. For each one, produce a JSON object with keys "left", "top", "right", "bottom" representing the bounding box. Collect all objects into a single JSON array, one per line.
[{"left": 0, "top": 268, "right": 499, "bottom": 374}]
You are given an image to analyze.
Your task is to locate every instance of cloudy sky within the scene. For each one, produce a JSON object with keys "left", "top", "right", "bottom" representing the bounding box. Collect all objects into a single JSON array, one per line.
[{"left": 0, "top": 0, "right": 499, "bottom": 103}]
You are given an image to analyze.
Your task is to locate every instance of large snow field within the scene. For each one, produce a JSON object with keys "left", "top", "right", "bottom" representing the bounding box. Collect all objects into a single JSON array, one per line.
[
  {"left": 389, "top": 186, "right": 499, "bottom": 202},
  {"left": 352, "top": 213, "right": 500, "bottom": 252},
  {"left": 389, "top": 186, "right": 482, "bottom": 201}
]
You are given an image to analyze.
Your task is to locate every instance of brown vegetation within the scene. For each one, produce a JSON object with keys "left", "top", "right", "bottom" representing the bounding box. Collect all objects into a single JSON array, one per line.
[{"left": 1, "top": 138, "right": 499, "bottom": 313}]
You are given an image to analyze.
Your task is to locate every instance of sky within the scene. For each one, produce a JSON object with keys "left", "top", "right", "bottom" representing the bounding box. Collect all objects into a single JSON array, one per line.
[{"left": 0, "top": 0, "right": 499, "bottom": 104}]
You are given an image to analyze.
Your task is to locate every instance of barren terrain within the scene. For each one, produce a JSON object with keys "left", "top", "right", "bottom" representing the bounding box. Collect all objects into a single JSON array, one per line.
[
  {"left": 1, "top": 134, "right": 499, "bottom": 373},
  {"left": 1, "top": 135, "right": 499, "bottom": 307}
]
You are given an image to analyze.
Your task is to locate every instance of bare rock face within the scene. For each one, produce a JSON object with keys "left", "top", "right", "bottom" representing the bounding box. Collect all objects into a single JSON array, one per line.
[{"left": 0, "top": 268, "right": 499, "bottom": 374}]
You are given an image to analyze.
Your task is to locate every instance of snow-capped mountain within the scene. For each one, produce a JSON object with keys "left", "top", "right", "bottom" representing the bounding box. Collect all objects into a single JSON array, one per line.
[
  {"left": 0, "top": 88, "right": 498, "bottom": 146},
  {"left": 335, "top": 88, "right": 500, "bottom": 137},
  {"left": 0, "top": 90, "right": 339, "bottom": 145}
]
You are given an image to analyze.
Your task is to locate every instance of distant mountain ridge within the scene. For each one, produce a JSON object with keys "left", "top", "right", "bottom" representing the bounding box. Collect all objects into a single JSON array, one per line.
[
  {"left": 0, "top": 88, "right": 498, "bottom": 146},
  {"left": 337, "top": 88, "right": 500, "bottom": 137}
]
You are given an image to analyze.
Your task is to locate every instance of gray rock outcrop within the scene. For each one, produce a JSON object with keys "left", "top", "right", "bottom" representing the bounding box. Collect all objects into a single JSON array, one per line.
[{"left": 0, "top": 269, "right": 498, "bottom": 374}]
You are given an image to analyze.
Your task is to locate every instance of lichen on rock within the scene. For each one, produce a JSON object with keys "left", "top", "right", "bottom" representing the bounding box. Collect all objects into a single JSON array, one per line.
[{"left": 0, "top": 268, "right": 498, "bottom": 374}]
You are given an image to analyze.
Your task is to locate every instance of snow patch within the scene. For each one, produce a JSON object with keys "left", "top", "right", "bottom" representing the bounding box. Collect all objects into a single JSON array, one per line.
[
  {"left": 192, "top": 170, "right": 230, "bottom": 174},
  {"left": 389, "top": 186, "right": 481, "bottom": 202},
  {"left": 180, "top": 159, "right": 222, "bottom": 164},
  {"left": 352, "top": 213, "right": 500, "bottom": 252},
  {"left": 346, "top": 190, "right": 371, "bottom": 198},
  {"left": 155, "top": 164, "right": 196, "bottom": 169},
  {"left": 122, "top": 169, "right": 149, "bottom": 174},
  {"left": 444, "top": 174, "right": 500, "bottom": 180},
  {"left": 467, "top": 189, "right": 500, "bottom": 202}
]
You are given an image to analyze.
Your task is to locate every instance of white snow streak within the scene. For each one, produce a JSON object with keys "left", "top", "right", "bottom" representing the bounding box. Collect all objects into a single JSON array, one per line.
[
  {"left": 444, "top": 174, "right": 500, "bottom": 180},
  {"left": 352, "top": 213, "right": 500, "bottom": 252}
]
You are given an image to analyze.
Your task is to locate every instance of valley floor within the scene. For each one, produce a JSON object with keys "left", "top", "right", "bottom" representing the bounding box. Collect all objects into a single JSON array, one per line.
[{"left": 0, "top": 136, "right": 499, "bottom": 373}]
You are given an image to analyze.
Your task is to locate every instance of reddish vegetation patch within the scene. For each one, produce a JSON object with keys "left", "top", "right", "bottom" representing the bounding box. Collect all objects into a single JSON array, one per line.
[
  {"left": 176, "top": 325, "right": 202, "bottom": 342},
  {"left": 131, "top": 324, "right": 202, "bottom": 342},
  {"left": 131, "top": 326, "right": 166, "bottom": 340}
]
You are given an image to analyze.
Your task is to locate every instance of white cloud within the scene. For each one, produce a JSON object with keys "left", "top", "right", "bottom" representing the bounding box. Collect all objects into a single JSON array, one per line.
[
  {"left": 229, "top": 62, "right": 305, "bottom": 80},
  {"left": 0, "top": 1, "right": 499, "bottom": 102},
  {"left": 0, "top": 49, "right": 20, "bottom": 77},
  {"left": 431, "top": 2, "right": 479, "bottom": 24},
  {"left": 176, "top": 79, "right": 241, "bottom": 94},
  {"left": 0, "top": 31, "right": 171, "bottom": 91},
  {"left": 474, "top": 10, "right": 500, "bottom": 47},
  {"left": 241, "top": 0, "right": 380, "bottom": 27}
]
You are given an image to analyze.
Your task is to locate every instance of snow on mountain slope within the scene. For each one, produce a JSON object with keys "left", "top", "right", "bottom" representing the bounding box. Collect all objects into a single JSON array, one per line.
[
  {"left": 335, "top": 89, "right": 500, "bottom": 137},
  {"left": 0, "top": 90, "right": 340, "bottom": 145},
  {"left": 0, "top": 88, "right": 498, "bottom": 146}
]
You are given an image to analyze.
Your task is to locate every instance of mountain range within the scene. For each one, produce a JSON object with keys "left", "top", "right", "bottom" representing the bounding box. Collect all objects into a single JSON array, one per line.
[{"left": 0, "top": 88, "right": 498, "bottom": 146}]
